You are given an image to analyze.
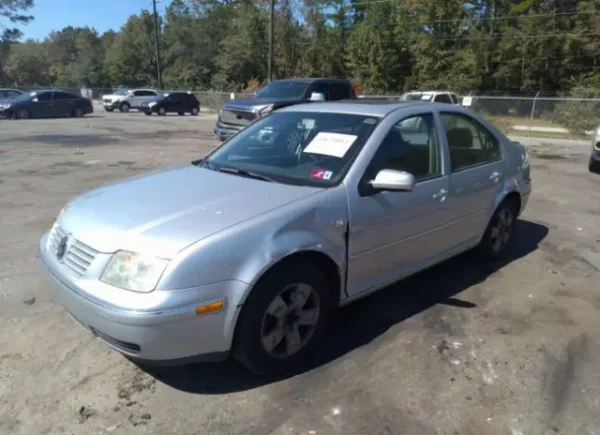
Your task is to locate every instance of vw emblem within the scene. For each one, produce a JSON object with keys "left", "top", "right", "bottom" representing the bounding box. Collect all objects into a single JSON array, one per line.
[{"left": 56, "top": 236, "right": 68, "bottom": 260}]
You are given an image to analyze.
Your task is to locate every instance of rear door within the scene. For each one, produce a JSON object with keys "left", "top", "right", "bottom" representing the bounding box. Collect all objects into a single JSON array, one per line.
[
  {"left": 168, "top": 93, "right": 184, "bottom": 112},
  {"left": 439, "top": 111, "right": 506, "bottom": 245},
  {"left": 52, "top": 91, "right": 76, "bottom": 116}
]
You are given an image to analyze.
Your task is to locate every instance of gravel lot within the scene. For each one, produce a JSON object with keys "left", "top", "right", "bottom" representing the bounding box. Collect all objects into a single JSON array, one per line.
[{"left": 1, "top": 112, "right": 599, "bottom": 435}]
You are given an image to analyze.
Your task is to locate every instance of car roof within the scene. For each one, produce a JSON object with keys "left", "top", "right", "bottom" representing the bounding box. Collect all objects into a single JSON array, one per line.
[
  {"left": 277, "top": 100, "right": 442, "bottom": 117},
  {"left": 272, "top": 78, "right": 350, "bottom": 84},
  {"left": 0, "top": 88, "right": 22, "bottom": 92}
]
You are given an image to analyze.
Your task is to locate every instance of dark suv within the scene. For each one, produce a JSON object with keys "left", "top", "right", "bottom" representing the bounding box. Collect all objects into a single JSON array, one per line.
[
  {"left": 214, "top": 78, "right": 357, "bottom": 141},
  {"left": 139, "top": 92, "right": 200, "bottom": 116}
]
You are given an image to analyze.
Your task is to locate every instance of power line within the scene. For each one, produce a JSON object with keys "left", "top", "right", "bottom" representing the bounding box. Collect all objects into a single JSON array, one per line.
[{"left": 323, "top": 3, "right": 596, "bottom": 25}]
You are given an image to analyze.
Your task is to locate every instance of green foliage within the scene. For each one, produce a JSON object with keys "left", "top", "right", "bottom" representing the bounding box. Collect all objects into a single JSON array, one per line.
[{"left": 1, "top": 0, "right": 600, "bottom": 94}]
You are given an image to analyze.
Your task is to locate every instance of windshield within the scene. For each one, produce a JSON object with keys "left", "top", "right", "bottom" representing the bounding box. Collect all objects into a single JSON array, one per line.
[
  {"left": 113, "top": 89, "right": 129, "bottom": 96},
  {"left": 204, "top": 111, "right": 380, "bottom": 186},
  {"left": 255, "top": 81, "right": 310, "bottom": 99}
]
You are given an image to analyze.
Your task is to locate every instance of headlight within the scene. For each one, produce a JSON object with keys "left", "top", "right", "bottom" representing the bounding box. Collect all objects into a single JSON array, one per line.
[
  {"left": 521, "top": 147, "right": 530, "bottom": 170},
  {"left": 257, "top": 104, "right": 274, "bottom": 117},
  {"left": 0, "top": 103, "right": 10, "bottom": 110},
  {"left": 148, "top": 101, "right": 157, "bottom": 107},
  {"left": 101, "top": 251, "right": 169, "bottom": 293}
]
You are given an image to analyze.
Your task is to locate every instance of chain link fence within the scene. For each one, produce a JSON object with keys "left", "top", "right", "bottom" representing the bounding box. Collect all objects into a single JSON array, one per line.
[{"left": 10, "top": 86, "right": 600, "bottom": 137}]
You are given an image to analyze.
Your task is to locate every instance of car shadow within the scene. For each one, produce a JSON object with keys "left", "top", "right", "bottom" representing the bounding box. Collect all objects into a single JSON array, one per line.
[{"left": 138, "top": 219, "right": 548, "bottom": 394}]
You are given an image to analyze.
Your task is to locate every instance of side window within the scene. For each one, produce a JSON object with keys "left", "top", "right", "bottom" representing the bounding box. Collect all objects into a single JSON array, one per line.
[
  {"left": 366, "top": 113, "right": 441, "bottom": 182},
  {"left": 440, "top": 112, "right": 501, "bottom": 172},
  {"left": 8, "top": 91, "right": 21, "bottom": 98},
  {"left": 434, "top": 94, "right": 453, "bottom": 104},
  {"left": 328, "top": 83, "right": 350, "bottom": 101},
  {"left": 146, "top": 91, "right": 158, "bottom": 97},
  {"left": 450, "top": 94, "right": 459, "bottom": 104},
  {"left": 310, "top": 83, "right": 329, "bottom": 100},
  {"left": 37, "top": 93, "right": 52, "bottom": 101},
  {"left": 0, "top": 90, "right": 7, "bottom": 98},
  {"left": 53, "top": 92, "right": 73, "bottom": 100}
]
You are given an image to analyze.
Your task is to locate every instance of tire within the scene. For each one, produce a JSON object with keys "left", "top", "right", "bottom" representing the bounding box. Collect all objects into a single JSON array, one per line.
[
  {"left": 104, "top": 107, "right": 114, "bottom": 112},
  {"left": 478, "top": 198, "right": 518, "bottom": 259},
  {"left": 144, "top": 111, "right": 152, "bottom": 116},
  {"left": 119, "top": 102, "right": 130, "bottom": 113},
  {"left": 234, "top": 262, "right": 333, "bottom": 375},
  {"left": 178, "top": 112, "right": 185, "bottom": 116},
  {"left": 589, "top": 156, "right": 600, "bottom": 174},
  {"left": 72, "top": 107, "right": 85, "bottom": 118},
  {"left": 158, "top": 107, "right": 166, "bottom": 116},
  {"left": 15, "top": 109, "right": 30, "bottom": 120},
  {"left": 191, "top": 107, "right": 199, "bottom": 116}
]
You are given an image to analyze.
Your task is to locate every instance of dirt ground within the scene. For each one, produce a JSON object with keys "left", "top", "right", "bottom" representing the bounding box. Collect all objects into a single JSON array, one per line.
[{"left": 0, "top": 112, "right": 599, "bottom": 435}]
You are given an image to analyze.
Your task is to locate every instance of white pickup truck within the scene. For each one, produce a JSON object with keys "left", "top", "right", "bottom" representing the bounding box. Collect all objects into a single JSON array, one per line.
[{"left": 401, "top": 91, "right": 461, "bottom": 105}]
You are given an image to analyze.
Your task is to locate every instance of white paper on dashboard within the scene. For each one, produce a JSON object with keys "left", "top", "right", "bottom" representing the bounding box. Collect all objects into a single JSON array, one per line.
[{"left": 303, "top": 132, "right": 357, "bottom": 158}]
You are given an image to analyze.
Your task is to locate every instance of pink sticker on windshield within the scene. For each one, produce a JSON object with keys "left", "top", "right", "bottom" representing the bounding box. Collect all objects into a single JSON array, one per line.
[{"left": 310, "top": 169, "right": 333, "bottom": 180}]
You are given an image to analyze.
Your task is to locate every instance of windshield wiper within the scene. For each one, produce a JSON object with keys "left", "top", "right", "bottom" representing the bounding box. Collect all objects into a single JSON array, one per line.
[
  {"left": 192, "top": 158, "right": 216, "bottom": 170},
  {"left": 217, "top": 166, "right": 275, "bottom": 183}
]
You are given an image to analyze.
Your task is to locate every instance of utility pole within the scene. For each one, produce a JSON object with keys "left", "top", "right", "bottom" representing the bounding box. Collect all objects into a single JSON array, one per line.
[
  {"left": 268, "top": 0, "right": 274, "bottom": 82},
  {"left": 152, "top": 0, "right": 164, "bottom": 89}
]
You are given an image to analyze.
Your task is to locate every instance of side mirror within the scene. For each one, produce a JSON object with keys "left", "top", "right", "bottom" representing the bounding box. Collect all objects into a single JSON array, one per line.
[
  {"left": 32, "top": 98, "right": 39, "bottom": 103},
  {"left": 369, "top": 169, "right": 415, "bottom": 192},
  {"left": 308, "top": 92, "right": 325, "bottom": 102}
]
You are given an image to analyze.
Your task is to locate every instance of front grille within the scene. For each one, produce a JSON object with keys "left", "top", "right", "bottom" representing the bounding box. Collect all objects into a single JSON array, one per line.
[
  {"left": 103, "top": 99, "right": 111, "bottom": 103},
  {"left": 48, "top": 224, "right": 98, "bottom": 276},
  {"left": 220, "top": 107, "right": 257, "bottom": 126}
]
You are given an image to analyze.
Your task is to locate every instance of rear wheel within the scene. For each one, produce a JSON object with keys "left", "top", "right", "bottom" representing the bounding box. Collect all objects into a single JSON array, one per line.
[
  {"left": 16, "top": 109, "right": 30, "bottom": 120},
  {"left": 178, "top": 112, "right": 185, "bottom": 116},
  {"left": 144, "top": 111, "right": 152, "bottom": 116},
  {"left": 191, "top": 107, "right": 199, "bottom": 116},
  {"left": 478, "top": 199, "right": 518, "bottom": 259},
  {"left": 234, "top": 262, "right": 333, "bottom": 375},
  {"left": 589, "top": 156, "right": 600, "bottom": 174},
  {"left": 72, "top": 107, "right": 85, "bottom": 118},
  {"left": 119, "top": 102, "right": 130, "bottom": 113},
  {"left": 104, "top": 107, "right": 114, "bottom": 112},
  {"left": 158, "top": 106, "right": 166, "bottom": 116}
]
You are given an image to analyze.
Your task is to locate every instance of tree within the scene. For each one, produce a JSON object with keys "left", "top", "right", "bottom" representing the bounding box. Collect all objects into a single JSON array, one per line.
[
  {"left": 3, "top": 40, "right": 51, "bottom": 85},
  {"left": 0, "top": 0, "right": 34, "bottom": 84}
]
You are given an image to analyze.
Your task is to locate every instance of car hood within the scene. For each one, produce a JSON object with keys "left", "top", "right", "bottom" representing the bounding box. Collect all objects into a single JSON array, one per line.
[
  {"left": 58, "top": 164, "right": 323, "bottom": 258},
  {"left": 224, "top": 97, "right": 300, "bottom": 109},
  {"left": 102, "top": 94, "right": 123, "bottom": 100}
]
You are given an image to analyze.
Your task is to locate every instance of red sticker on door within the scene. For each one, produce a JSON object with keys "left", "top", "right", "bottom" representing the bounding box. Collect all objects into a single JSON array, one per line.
[{"left": 310, "top": 169, "right": 333, "bottom": 180}]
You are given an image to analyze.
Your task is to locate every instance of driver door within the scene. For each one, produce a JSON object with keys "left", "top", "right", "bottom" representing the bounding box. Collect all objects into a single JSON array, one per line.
[{"left": 345, "top": 111, "right": 453, "bottom": 297}]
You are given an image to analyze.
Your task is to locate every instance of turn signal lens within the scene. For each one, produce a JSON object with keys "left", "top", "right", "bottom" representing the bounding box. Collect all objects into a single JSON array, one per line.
[{"left": 195, "top": 300, "right": 225, "bottom": 315}]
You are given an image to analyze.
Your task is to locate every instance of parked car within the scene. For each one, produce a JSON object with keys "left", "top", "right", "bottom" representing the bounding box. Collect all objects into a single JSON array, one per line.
[
  {"left": 590, "top": 126, "right": 600, "bottom": 173},
  {"left": 102, "top": 89, "right": 158, "bottom": 112},
  {"left": 214, "top": 78, "right": 357, "bottom": 141},
  {"left": 0, "top": 89, "right": 24, "bottom": 117},
  {"left": 401, "top": 91, "right": 461, "bottom": 105},
  {"left": 2, "top": 90, "right": 93, "bottom": 119},
  {"left": 139, "top": 91, "right": 200, "bottom": 116},
  {"left": 39, "top": 101, "right": 531, "bottom": 374}
]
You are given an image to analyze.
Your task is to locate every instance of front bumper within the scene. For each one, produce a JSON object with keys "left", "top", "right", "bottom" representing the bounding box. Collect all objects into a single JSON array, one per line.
[
  {"left": 214, "top": 120, "right": 243, "bottom": 141},
  {"left": 103, "top": 101, "right": 119, "bottom": 109},
  {"left": 39, "top": 235, "right": 249, "bottom": 362}
]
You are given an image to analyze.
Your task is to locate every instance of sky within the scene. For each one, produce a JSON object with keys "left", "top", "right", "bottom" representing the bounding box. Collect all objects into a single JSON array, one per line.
[{"left": 17, "top": 0, "right": 168, "bottom": 40}]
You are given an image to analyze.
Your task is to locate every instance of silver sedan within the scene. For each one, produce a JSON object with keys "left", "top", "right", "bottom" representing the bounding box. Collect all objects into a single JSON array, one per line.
[{"left": 39, "top": 101, "right": 532, "bottom": 374}]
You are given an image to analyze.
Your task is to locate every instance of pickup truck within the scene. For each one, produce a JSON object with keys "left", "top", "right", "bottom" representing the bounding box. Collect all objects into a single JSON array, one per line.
[{"left": 214, "top": 78, "right": 357, "bottom": 141}]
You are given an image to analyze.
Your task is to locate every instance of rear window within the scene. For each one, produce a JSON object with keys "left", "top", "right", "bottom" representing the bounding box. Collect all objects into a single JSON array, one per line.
[{"left": 328, "top": 83, "right": 352, "bottom": 100}]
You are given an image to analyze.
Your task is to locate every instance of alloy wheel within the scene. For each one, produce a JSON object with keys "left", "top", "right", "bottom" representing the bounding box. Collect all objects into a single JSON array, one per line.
[
  {"left": 489, "top": 207, "right": 514, "bottom": 253},
  {"left": 260, "top": 283, "right": 321, "bottom": 359}
]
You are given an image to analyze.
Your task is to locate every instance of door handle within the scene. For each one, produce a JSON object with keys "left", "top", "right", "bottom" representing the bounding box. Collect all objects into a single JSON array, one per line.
[
  {"left": 489, "top": 171, "right": 502, "bottom": 181},
  {"left": 433, "top": 189, "right": 448, "bottom": 200}
]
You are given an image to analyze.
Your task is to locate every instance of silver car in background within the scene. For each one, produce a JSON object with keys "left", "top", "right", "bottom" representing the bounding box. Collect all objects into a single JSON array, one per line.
[{"left": 39, "top": 101, "right": 532, "bottom": 374}]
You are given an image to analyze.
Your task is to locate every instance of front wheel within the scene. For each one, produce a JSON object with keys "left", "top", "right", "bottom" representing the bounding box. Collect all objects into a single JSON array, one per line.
[
  {"left": 144, "top": 111, "right": 152, "bottom": 116},
  {"left": 478, "top": 199, "right": 518, "bottom": 259},
  {"left": 119, "top": 102, "right": 130, "bottom": 113},
  {"left": 104, "top": 107, "right": 114, "bottom": 112},
  {"left": 178, "top": 112, "right": 185, "bottom": 116},
  {"left": 234, "top": 262, "right": 333, "bottom": 375},
  {"left": 16, "top": 109, "right": 30, "bottom": 120},
  {"left": 158, "top": 106, "right": 166, "bottom": 116}
]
